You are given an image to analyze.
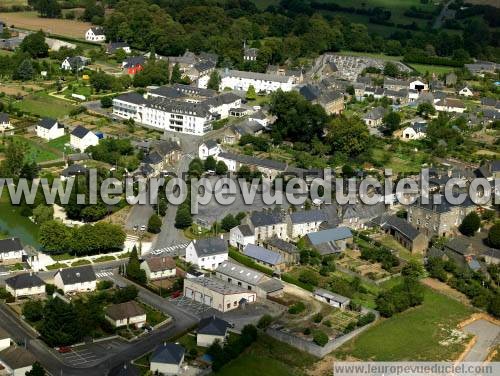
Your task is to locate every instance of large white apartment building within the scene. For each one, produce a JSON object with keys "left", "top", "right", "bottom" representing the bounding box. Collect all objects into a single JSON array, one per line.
[
  {"left": 112, "top": 85, "right": 241, "bottom": 135},
  {"left": 220, "top": 69, "right": 294, "bottom": 93}
]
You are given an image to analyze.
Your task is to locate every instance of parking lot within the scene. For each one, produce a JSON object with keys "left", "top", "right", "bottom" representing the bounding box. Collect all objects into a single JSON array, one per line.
[
  {"left": 58, "top": 338, "right": 127, "bottom": 367},
  {"left": 169, "top": 296, "right": 214, "bottom": 317}
]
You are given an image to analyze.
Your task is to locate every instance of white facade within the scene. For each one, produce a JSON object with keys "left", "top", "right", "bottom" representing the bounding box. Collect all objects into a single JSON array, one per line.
[
  {"left": 70, "top": 131, "right": 99, "bottom": 152},
  {"left": 435, "top": 100, "right": 466, "bottom": 113},
  {"left": 0, "top": 120, "right": 11, "bottom": 132},
  {"left": 409, "top": 80, "right": 428, "bottom": 92},
  {"left": 0, "top": 338, "right": 9, "bottom": 352},
  {"left": 106, "top": 313, "right": 146, "bottom": 328},
  {"left": 0, "top": 250, "right": 26, "bottom": 265},
  {"left": 229, "top": 226, "right": 255, "bottom": 249},
  {"left": 36, "top": 122, "right": 64, "bottom": 141},
  {"left": 253, "top": 223, "right": 288, "bottom": 243},
  {"left": 459, "top": 87, "right": 473, "bottom": 97},
  {"left": 185, "top": 242, "right": 228, "bottom": 271},
  {"left": 197, "top": 332, "right": 225, "bottom": 347},
  {"left": 53, "top": 274, "right": 96, "bottom": 294},
  {"left": 401, "top": 126, "right": 426, "bottom": 140},
  {"left": 287, "top": 219, "right": 324, "bottom": 239},
  {"left": 220, "top": 69, "right": 294, "bottom": 93},
  {"left": 140, "top": 262, "right": 176, "bottom": 281},
  {"left": 85, "top": 28, "right": 106, "bottom": 42},
  {"left": 198, "top": 142, "right": 220, "bottom": 160},
  {"left": 150, "top": 358, "right": 183, "bottom": 376},
  {"left": 6, "top": 284, "right": 45, "bottom": 298}
]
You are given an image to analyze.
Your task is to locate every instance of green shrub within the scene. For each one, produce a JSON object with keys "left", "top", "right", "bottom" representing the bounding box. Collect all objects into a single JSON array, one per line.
[
  {"left": 288, "top": 301, "right": 306, "bottom": 314},
  {"left": 312, "top": 330, "right": 328, "bottom": 346},
  {"left": 312, "top": 313, "right": 323, "bottom": 323},
  {"left": 257, "top": 314, "right": 273, "bottom": 329}
]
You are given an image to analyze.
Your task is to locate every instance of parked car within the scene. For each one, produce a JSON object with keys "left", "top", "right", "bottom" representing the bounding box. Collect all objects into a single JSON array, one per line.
[{"left": 58, "top": 346, "right": 71, "bottom": 353}]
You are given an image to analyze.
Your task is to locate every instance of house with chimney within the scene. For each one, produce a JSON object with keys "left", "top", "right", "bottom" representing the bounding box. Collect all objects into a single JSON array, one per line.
[
  {"left": 140, "top": 256, "right": 176, "bottom": 281},
  {"left": 185, "top": 237, "right": 228, "bottom": 271},
  {"left": 53, "top": 265, "right": 97, "bottom": 294}
]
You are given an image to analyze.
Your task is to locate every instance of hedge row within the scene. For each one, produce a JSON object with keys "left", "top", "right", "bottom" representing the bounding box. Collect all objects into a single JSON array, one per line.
[{"left": 228, "top": 249, "right": 273, "bottom": 276}]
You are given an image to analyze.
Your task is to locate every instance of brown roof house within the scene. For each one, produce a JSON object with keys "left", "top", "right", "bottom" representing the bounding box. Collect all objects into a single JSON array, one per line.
[
  {"left": 105, "top": 301, "right": 147, "bottom": 328},
  {"left": 140, "top": 256, "right": 176, "bottom": 281}
]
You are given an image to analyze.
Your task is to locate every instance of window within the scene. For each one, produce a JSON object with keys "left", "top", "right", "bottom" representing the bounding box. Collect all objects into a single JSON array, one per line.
[
  {"left": 227, "top": 303, "right": 231, "bottom": 309},
  {"left": 234, "top": 301, "right": 237, "bottom": 306}
]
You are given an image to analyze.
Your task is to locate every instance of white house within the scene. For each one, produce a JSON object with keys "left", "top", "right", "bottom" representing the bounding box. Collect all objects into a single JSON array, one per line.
[
  {"left": 53, "top": 265, "right": 97, "bottom": 294},
  {"left": 198, "top": 140, "right": 220, "bottom": 160},
  {"left": 286, "top": 210, "right": 328, "bottom": 239},
  {"left": 183, "top": 276, "right": 256, "bottom": 312},
  {"left": 408, "top": 79, "right": 428, "bottom": 92},
  {"left": 61, "top": 56, "right": 89, "bottom": 71},
  {"left": 0, "top": 112, "right": 12, "bottom": 132},
  {"left": 140, "top": 256, "right": 176, "bottom": 281},
  {"left": 105, "top": 301, "right": 147, "bottom": 328},
  {"left": 245, "top": 211, "right": 288, "bottom": 243},
  {"left": 458, "top": 86, "right": 473, "bottom": 97},
  {"left": 435, "top": 98, "right": 466, "bottom": 113},
  {"left": 196, "top": 316, "right": 230, "bottom": 347},
  {"left": 36, "top": 118, "right": 65, "bottom": 140},
  {"left": 150, "top": 343, "right": 185, "bottom": 376},
  {"left": 313, "top": 288, "right": 350, "bottom": 309},
  {"left": 0, "top": 346, "right": 36, "bottom": 376},
  {"left": 0, "top": 328, "right": 10, "bottom": 352},
  {"left": 5, "top": 273, "right": 45, "bottom": 299},
  {"left": 70, "top": 125, "right": 99, "bottom": 152},
  {"left": 0, "top": 238, "right": 26, "bottom": 265},
  {"left": 229, "top": 224, "right": 255, "bottom": 250},
  {"left": 220, "top": 69, "right": 294, "bottom": 93},
  {"left": 85, "top": 27, "right": 106, "bottom": 42},
  {"left": 401, "top": 122, "right": 427, "bottom": 141},
  {"left": 185, "top": 237, "right": 228, "bottom": 271}
]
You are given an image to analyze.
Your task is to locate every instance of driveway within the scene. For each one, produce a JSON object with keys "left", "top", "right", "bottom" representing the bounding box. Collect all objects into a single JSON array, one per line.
[{"left": 462, "top": 319, "right": 500, "bottom": 362}]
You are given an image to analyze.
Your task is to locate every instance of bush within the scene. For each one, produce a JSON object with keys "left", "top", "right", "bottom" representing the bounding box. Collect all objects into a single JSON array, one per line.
[
  {"left": 312, "top": 330, "right": 329, "bottom": 346},
  {"left": 97, "top": 280, "right": 114, "bottom": 290},
  {"left": 312, "top": 313, "right": 323, "bottom": 323},
  {"left": 344, "top": 321, "right": 357, "bottom": 334},
  {"left": 100, "top": 96, "right": 113, "bottom": 108},
  {"left": 488, "top": 223, "right": 500, "bottom": 249},
  {"left": 298, "top": 270, "right": 320, "bottom": 286},
  {"left": 459, "top": 212, "right": 481, "bottom": 236},
  {"left": 45, "top": 284, "right": 56, "bottom": 296},
  {"left": 22, "top": 300, "right": 44, "bottom": 322},
  {"left": 303, "top": 327, "right": 311, "bottom": 335},
  {"left": 257, "top": 314, "right": 273, "bottom": 329},
  {"left": 288, "top": 301, "right": 306, "bottom": 314},
  {"left": 147, "top": 214, "right": 162, "bottom": 234},
  {"left": 357, "top": 312, "right": 376, "bottom": 327},
  {"left": 323, "top": 319, "right": 332, "bottom": 327}
]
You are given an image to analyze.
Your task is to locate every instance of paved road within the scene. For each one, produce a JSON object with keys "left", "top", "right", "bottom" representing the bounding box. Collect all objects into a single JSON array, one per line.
[
  {"left": 462, "top": 319, "right": 500, "bottom": 362},
  {"left": 433, "top": 0, "right": 454, "bottom": 29},
  {"left": 0, "top": 271, "right": 199, "bottom": 375}
]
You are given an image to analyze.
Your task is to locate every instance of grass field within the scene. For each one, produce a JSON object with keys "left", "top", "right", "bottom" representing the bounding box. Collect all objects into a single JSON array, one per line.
[
  {"left": 15, "top": 92, "right": 76, "bottom": 118},
  {"left": 1, "top": 0, "right": 27, "bottom": 7},
  {"left": 47, "top": 134, "right": 70, "bottom": 152},
  {"left": 217, "top": 334, "right": 317, "bottom": 376},
  {"left": 12, "top": 136, "right": 59, "bottom": 163},
  {"left": 0, "top": 11, "right": 91, "bottom": 38},
  {"left": 408, "top": 63, "right": 456, "bottom": 75},
  {"left": 335, "top": 288, "right": 474, "bottom": 361}
]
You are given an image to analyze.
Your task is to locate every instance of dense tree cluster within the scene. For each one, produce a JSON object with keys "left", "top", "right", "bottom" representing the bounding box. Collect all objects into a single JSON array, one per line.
[{"left": 376, "top": 276, "right": 424, "bottom": 317}]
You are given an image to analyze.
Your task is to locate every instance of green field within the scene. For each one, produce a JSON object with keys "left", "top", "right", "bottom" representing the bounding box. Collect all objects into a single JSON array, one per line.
[
  {"left": 47, "top": 134, "right": 70, "bottom": 152},
  {"left": 408, "top": 63, "right": 456, "bottom": 75},
  {"left": 0, "top": 196, "right": 40, "bottom": 247},
  {"left": 335, "top": 288, "right": 474, "bottom": 361},
  {"left": 15, "top": 92, "right": 76, "bottom": 118},
  {"left": 12, "top": 136, "right": 59, "bottom": 163},
  {"left": 218, "top": 334, "right": 317, "bottom": 376}
]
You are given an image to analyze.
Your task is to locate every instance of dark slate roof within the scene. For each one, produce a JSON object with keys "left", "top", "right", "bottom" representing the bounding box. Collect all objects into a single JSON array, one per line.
[
  {"left": 445, "top": 238, "right": 472, "bottom": 255},
  {"left": 198, "top": 316, "right": 230, "bottom": 336},
  {"left": 0, "top": 112, "right": 8, "bottom": 123},
  {"left": 56, "top": 265, "right": 96, "bottom": 285},
  {"left": 299, "top": 84, "right": 320, "bottom": 101},
  {"left": 219, "top": 152, "right": 287, "bottom": 171},
  {"left": 250, "top": 211, "right": 284, "bottom": 227},
  {"left": 151, "top": 343, "right": 184, "bottom": 365},
  {"left": 257, "top": 278, "right": 284, "bottom": 293},
  {"left": 0, "top": 238, "right": 23, "bottom": 254},
  {"left": 313, "top": 288, "right": 350, "bottom": 304},
  {"left": 143, "top": 151, "right": 163, "bottom": 165},
  {"left": 153, "top": 140, "right": 181, "bottom": 156},
  {"left": 90, "top": 26, "right": 105, "bottom": 36},
  {"left": 363, "top": 106, "right": 386, "bottom": 120},
  {"left": 378, "top": 215, "right": 422, "bottom": 241},
  {"left": 266, "top": 236, "right": 298, "bottom": 254},
  {"left": 243, "top": 244, "right": 282, "bottom": 265},
  {"left": 71, "top": 125, "right": 91, "bottom": 139},
  {"left": 237, "top": 224, "right": 254, "bottom": 237},
  {"left": 123, "top": 56, "right": 145, "bottom": 68},
  {"left": 108, "top": 42, "right": 129, "bottom": 52},
  {"left": 411, "top": 196, "right": 474, "bottom": 213},
  {"left": 427, "top": 247, "right": 445, "bottom": 259},
  {"left": 194, "top": 60, "right": 215, "bottom": 72},
  {"left": 289, "top": 210, "right": 328, "bottom": 224},
  {"left": 38, "top": 117, "right": 58, "bottom": 129},
  {"left": 306, "top": 227, "right": 352, "bottom": 245},
  {"left": 114, "top": 92, "right": 146, "bottom": 105},
  {"left": 0, "top": 347, "right": 36, "bottom": 370},
  {"left": 61, "top": 164, "right": 88, "bottom": 177},
  {"left": 5, "top": 273, "right": 45, "bottom": 290},
  {"left": 483, "top": 248, "right": 500, "bottom": 260},
  {"left": 108, "top": 363, "right": 140, "bottom": 376},
  {"left": 193, "top": 237, "right": 227, "bottom": 257},
  {"left": 203, "top": 139, "right": 218, "bottom": 149}
]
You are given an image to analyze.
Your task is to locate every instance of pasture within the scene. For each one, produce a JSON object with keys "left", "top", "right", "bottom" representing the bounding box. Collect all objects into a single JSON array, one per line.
[
  {"left": 0, "top": 11, "right": 91, "bottom": 38},
  {"left": 14, "top": 91, "right": 76, "bottom": 118}
]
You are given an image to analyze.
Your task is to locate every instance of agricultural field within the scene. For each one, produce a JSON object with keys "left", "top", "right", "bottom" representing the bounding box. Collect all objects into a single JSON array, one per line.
[
  {"left": 12, "top": 135, "right": 60, "bottom": 163},
  {"left": 13, "top": 91, "right": 76, "bottom": 118},
  {"left": 407, "top": 63, "right": 456, "bottom": 75},
  {"left": 0, "top": 11, "right": 91, "bottom": 38},
  {"left": 1, "top": 0, "right": 28, "bottom": 7},
  {"left": 335, "top": 288, "right": 474, "bottom": 361}
]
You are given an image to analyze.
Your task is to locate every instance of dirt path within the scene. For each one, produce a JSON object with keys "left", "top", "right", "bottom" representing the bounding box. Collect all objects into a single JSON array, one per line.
[{"left": 421, "top": 278, "right": 471, "bottom": 306}]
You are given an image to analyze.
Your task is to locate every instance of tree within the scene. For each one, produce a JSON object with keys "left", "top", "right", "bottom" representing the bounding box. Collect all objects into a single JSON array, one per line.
[
  {"left": 207, "top": 70, "right": 221, "bottom": 91},
  {"left": 39, "top": 220, "right": 73, "bottom": 254},
  {"left": 298, "top": 270, "right": 319, "bottom": 286},
  {"left": 0, "top": 139, "right": 28, "bottom": 177},
  {"left": 20, "top": 31, "right": 49, "bottom": 58},
  {"left": 33, "top": 204, "right": 54, "bottom": 224},
  {"left": 22, "top": 300, "right": 44, "bottom": 322},
  {"left": 204, "top": 156, "right": 216, "bottom": 171},
  {"left": 246, "top": 85, "right": 257, "bottom": 100},
  {"left": 312, "top": 330, "right": 328, "bottom": 346},
  {"left": 126, "top": 246, "right": 146, "bottom": 284},
  {"left": 215, "top": 160, "right": 228, "bottom": 175},
  {"left": 175, "top": 206, "right": 192, "bottom": 229},
  {"left": 13, "top": 59, "right": 35, "bottom": 81},
  {"left": 114, "top": 48, "right": 127, "bottom": 63},
  {"left": 383, "top": 111, "right": 401, "bottom": 133},
  {"left": 36, "top": 0, "right": 62, "bottom": 18},
  {"left": 402, "top": 260, "right": 424, "bottom": 279},
  {"left": 459, "top": 212, "right": 481, "bottom": 236},
  {"left": 39, "top": 298, "right": 83, "bottom": 347},
  {"left": 488, "top": 223, "right": 500, "bottom": 249},
  {"left": 257, "top": 314, "right": 273, "bottom": 329},
  {"left": 26, "top": 361, "right": 46, "bottom": 376},
  {"left": 417, "top": 102, "right": 436, "bottom": 118},
  {"left": 170, "top": 63, "right": 182, "bottom": 83},
  {"left": 100, "top": 96, "right": 113, "bottom": 108},
  {"left": 383, "top": 62, "right": 399, "bottom": 77},
  {"left": 326, "top": 116, "right": 371, "bottom": 157},
  {"left": 147, "top": 214, "right": 162, "bottom": 234},
  {"left": 221, "top": 214, "right": 239, "bottom": 232}
]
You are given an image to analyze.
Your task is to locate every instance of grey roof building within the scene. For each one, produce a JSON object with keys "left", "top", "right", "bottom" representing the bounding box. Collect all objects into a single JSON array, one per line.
[
  {"left": 108, "top": 362, "right": 140, "bottom": 376},
  {"left": 70, "top": 125, "right": 92, "bottom": 139},
  {"left": 250, "top": 211, "right": 284, "bottom": 228},
  {"left": 38, "top": 117, "right": 61, "bottom": 130},
  {"left": 243, "top": 244, "right": 283, "bottom": 266},
  {"left": 55, "top": 265, "right": 96, "bottom": 285},
  {"left": 0, "top": 112, "right": 9, "bottom": 123},
  {"left": 0, "top": 238, "right": 24, "bottom": 254},
  {"left": 5, "top": 273, "right": 45, "bottom": 290},
  {"left": 151, "top": 343, "right": 185, "bottom": 366},
  {"left": 215, "top": 261, "right": 266, "bottom": 285},
  {"left": 305, "top": 227, "right": 353, "bottom": 255},
  {"left": 198, "top": 316, "right": 230, "bottom": 336},
  {"left": 289, "top": 210, "right": 328, "bottom": 224},
  {"left": 218, "top": 152, "right": 286, "bottom": 171},
  {"left": 192, "top": 237, "right": 228, "bottom": 257}
]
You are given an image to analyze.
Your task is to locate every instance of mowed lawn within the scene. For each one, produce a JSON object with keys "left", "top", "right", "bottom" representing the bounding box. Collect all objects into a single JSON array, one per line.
[
  {"left": 0, "top": 11, "right": 91, "bottom": 38},
  {"left": 12, "top": 136, "right": 60, "bottom": 163},
  {"left": 408, "top": 63, "right": 456, "bottom": 75},
  {"left": 15, "top": 92, "right": 76, "bottom": 118},
  {"left": 217, "top": 334, "right": 317, "bottom": 376},
  {"left": 335, "top": 288, "right": 474, "bottom": 361},
  {"left": 47, "top": 134, "right": 70, "bottom": 152}
]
